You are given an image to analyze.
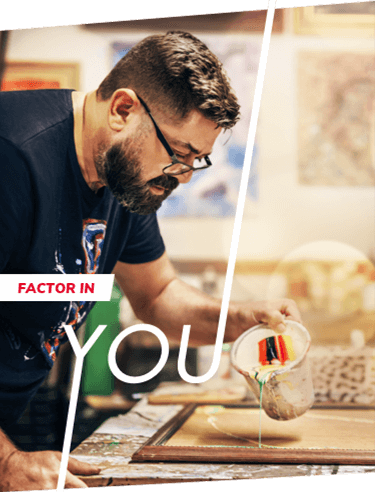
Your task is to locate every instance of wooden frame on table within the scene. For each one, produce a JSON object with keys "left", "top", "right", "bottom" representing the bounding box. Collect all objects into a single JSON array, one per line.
[
  {"left": 132, "top": 403, "right": 375, "bottom": 465},
  {"left": 1, "top": 61, "right": 79, "bottom": 91},
  {"left": 294, "top": 3, "right": 375, "bottom": 37}
]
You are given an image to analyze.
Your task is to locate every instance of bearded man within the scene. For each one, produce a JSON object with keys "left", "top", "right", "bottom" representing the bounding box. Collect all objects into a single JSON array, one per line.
[{"left": 0, "top": 31, "right": 301, "bottom": 490}]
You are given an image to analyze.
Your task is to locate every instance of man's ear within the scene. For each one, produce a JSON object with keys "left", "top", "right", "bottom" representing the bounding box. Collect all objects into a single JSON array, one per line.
[{"left": 108, "top": 89, "right": 140, "bottom": 132}]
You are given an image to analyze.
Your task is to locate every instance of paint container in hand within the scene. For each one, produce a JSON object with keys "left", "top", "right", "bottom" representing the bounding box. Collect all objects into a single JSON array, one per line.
[{"left": 230, "top": 320, "right": 314, "bottom": 420}]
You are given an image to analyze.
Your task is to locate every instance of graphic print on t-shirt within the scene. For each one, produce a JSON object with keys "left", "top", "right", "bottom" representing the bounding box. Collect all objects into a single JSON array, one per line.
[
  {"left": 82, "top": 218, "right": 107, "bottom": 274},
  {"left": 43, "top": 219, "right": 107, "bottom": 362}
]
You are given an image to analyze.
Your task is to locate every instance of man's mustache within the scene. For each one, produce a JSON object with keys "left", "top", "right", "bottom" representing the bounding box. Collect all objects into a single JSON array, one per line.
[{"left": 147, "top": 174, "right": 179, "bottom": 192}]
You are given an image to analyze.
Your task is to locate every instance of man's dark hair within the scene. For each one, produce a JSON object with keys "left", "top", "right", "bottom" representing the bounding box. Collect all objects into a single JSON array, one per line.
[{"left": 97, "top": 31, "right": 240, "bottom": 129}]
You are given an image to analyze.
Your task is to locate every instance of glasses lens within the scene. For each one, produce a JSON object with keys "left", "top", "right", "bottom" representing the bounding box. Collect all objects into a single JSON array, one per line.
[
  {"left": 163, "top": 157, "right": 212, "bottom": 176},
  {"left": 164, "top": 163, "right": 191, "bottom": 175}
]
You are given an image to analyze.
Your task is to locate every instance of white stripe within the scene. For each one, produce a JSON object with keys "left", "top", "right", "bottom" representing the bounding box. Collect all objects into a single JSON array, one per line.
[{"left": 179, "top": 0, "right": 277, "bottom": 384}]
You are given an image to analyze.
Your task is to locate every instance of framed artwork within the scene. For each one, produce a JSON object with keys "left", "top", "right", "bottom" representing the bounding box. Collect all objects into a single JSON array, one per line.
[
  {"left": 1, "top": 61, "right": 79, "bottom": 91},
  {"left": 297, "top": 51, "right": 375, "bottom": 186},
  {"left": 132, "top": 403, "right": 375, "bottom": 465},
  {"left": 294, "top": 2, "right": 375, "bottom": 37},
  {"left": 112, "top": 35, "right": 260, "bottom": 218}
]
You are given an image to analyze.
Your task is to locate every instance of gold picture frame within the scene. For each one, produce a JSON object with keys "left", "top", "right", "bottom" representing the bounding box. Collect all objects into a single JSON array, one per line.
[
  {"left": 1, "top": 61, "right": 79, "bottom": 91},
  {"left": 294, "top": 2, "right": 375, "bottom": 37}
]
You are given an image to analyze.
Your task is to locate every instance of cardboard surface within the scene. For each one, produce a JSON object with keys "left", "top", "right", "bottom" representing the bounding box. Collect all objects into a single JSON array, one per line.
[{"left": 167, "top": 406, "right": 375, "bottom": 450}]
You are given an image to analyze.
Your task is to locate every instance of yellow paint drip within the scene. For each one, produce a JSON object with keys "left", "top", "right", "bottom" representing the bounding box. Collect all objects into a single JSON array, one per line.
[{"left": 249, "top": 364, "right": 281, "bottom": 383}]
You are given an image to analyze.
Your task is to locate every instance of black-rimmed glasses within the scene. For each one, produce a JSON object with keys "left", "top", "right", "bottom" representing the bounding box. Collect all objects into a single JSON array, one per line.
[{"left": 137, "top": 95, "right": 212, "bottom": 176}]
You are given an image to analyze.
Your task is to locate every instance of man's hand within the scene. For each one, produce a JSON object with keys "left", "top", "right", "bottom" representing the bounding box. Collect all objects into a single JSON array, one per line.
[
  {"left": 249, "top": 298, "right": 302, "bottom": 332},
  {"left": 0, "top": 449, "right": 100, "bottom": 491},
  {"left": 228, "top": 298, "right": 303, "bottom": 341}
]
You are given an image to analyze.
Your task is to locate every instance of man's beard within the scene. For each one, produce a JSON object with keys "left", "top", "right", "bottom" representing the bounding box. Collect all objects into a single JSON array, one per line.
[{"left": 94, "top": 139, "right": 179, "bottom": 215}]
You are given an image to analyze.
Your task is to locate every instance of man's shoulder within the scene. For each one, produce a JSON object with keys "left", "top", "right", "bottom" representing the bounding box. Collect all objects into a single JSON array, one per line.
[{"left": 0, "top": 89, "right": 74, "bottom": 147}]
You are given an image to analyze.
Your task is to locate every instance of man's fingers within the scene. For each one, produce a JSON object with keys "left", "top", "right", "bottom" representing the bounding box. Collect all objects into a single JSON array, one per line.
[
  {"left": 282, "top": 300, "right": 302, "bottom": 324},
  {"left": 274, "top": 322, "right": 286, "bottom": 333},
  {"left": 67, "top": 456, "right": 101, "bottom": 476},
  {"left": 64, "top": 471, "right": 89, "bottom": 489},
  {"left": 262, "top": 299, "right": 304, "bottom": 332},
  {"left": 266, "top": 310, "right": 286, "bottom": 333}
]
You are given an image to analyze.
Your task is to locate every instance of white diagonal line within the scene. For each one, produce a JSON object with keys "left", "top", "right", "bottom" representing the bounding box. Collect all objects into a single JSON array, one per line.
[{"left": 179, "top": 0, "right": 277, "bottom": 383}]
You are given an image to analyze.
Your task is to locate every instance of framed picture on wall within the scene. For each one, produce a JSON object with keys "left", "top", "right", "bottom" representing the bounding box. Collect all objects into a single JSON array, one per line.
[
  {"left": 297, "top": 50, "right": 375, "bottom": 186},
  {"left": 1, "top": 61, "right": 79, "bottom": 91},
  {"left": 294, "top": 2, "right": 375, "bottom": 37}
]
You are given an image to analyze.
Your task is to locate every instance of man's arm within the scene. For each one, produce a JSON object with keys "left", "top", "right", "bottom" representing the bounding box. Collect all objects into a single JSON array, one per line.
[
  {"left": 0, "top": 427, "right": 100, "bottom": 491},
  {"left": 113, "top": 252, "right": 302, "bottom": 346}
]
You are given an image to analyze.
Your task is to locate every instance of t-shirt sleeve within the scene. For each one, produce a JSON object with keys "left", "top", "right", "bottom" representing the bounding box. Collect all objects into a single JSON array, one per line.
[
  {"left": 0, "top": 138, "right": 33, "bottom": 272},
  {"left": 118, "top": 212, "right": 165, "bottom": 264}
]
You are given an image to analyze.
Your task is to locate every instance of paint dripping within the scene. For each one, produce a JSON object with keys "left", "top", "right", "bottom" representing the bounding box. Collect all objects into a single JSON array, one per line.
[
  {"left": 251, "top": 366, "right": 280, "bottom": 449},
  {"left": 258, "top": 379, "right": 263, "bottom": 448}
]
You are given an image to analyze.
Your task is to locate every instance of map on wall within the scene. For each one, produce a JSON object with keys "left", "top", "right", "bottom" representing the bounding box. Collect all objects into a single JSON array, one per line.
[
  {"left": 112, "top": 36, "right": 261, "bottom": 217},
  {"left": 297, "top": 52, "right": 375, "bottom": 186}
]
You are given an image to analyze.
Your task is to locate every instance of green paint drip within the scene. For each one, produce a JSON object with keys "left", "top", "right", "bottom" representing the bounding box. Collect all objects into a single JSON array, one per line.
[
  {"left": 253, "top": 369, "right": 273, "bottom": 449},
  {"left": 258, "top": 379, "right": 264, "bottom": 448}
]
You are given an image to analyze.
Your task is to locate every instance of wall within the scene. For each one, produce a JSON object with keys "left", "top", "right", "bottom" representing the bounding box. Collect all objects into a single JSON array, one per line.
[{"left": 5, "top": 8, "right": 375, "bottom": 264}]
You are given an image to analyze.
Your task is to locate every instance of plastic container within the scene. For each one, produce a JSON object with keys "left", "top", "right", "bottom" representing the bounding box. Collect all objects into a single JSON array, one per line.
[{"left": 230, "top": 320, "right": 314, "bottom": 420}]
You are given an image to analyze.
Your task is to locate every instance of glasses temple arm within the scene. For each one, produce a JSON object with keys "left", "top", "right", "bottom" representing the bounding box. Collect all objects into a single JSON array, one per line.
[{"left": 137, "top": 95, "right": 175, "bottom": 159}]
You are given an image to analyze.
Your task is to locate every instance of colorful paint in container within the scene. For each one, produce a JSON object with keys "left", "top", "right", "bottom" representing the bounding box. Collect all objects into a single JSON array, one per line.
[
  {"left": 230, "top": 321, "right": 315, "bottom": 421},
  {"left": 258, "top": 334, "right": 296, "bottom": 366}
]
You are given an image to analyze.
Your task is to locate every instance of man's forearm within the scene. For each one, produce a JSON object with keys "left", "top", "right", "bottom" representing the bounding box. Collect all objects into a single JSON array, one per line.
[
  {"left": 133, "top": 277, "right": 249, "bottom": 346},
  {"left": 134, "top": 278, "right": 302, "bottom": 347},
  {"left": 114, "top": 255, "right": 302, "bottom": 347},
  {"left": 0, "top": 429, "right": 17, "bottom": 492}
]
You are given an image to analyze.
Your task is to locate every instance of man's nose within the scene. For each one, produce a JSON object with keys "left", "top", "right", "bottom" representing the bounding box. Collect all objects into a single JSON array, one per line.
[{"left": 176, "top": 170, "right": 193, "bottom": 184}]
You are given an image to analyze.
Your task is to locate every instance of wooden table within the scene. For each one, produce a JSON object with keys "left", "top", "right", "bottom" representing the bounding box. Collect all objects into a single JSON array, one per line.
[{"left": 72, "top": 392, "right": 375, "bottom": 487}]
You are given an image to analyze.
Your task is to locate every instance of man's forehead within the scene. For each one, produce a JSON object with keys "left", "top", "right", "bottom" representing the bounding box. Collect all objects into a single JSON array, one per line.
[
  {"left": 162, "top": 112, "right": 222, "bottom": 154},
  {"left": 167, "top": 136, "right": 209, "bottom": 155}
]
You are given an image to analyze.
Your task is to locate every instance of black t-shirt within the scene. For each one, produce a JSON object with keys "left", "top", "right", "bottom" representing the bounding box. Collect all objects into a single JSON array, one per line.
[{"left": 0, "top": 89, "right": 165, "bottom": 366}]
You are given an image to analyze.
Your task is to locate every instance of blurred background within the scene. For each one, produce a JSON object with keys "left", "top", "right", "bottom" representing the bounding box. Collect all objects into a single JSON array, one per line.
[{"left": 1, "top": 3, "right": 374, "bottom": 452}]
